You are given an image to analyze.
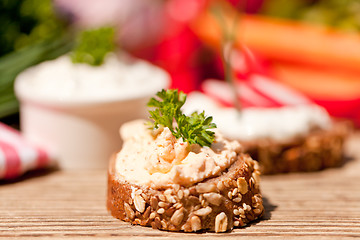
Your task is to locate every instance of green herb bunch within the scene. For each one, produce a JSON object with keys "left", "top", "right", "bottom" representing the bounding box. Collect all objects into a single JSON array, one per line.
[
  {"left": 71, "top": 27, "right": 115, "bottom": 66},
  {"left": 147, "top": 89, "right": 217, "bottom": 147}
]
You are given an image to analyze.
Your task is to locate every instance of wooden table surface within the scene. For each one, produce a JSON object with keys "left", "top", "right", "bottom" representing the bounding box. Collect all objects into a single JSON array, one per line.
[{"left": 1, "top": 133, "right": 360, "bottom": 239}]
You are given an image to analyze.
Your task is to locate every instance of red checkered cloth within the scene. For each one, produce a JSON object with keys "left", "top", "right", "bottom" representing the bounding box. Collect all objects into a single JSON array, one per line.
[{"left": 0, "top": 122, "right": 54, "bottom": 180}]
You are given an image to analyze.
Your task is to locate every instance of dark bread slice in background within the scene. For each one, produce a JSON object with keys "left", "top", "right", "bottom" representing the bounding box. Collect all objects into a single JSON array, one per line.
[{"left": 240, "top": 120, "right": 351, "bottom": 174}]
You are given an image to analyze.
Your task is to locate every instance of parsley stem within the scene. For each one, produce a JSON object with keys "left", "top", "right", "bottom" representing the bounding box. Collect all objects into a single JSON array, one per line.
[
  {"left": 211, "top": 2, "right": 244, "bottom": 114},
  {"left": 223, "top": 42, "right": 242, "bottom": 114}
]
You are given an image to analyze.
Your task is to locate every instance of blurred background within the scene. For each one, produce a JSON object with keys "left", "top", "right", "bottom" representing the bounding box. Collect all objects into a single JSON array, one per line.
[{"left": 1, "top": 0, "right": 360, "bottom": 127}]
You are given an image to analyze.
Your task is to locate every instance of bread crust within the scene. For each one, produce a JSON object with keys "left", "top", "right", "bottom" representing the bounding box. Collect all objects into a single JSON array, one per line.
[
  {"left": 240, "top": 120, "right": 351, "bottom": 174},
  {"left": 107, "top": 153, "right": 264, "bottom": 232}
]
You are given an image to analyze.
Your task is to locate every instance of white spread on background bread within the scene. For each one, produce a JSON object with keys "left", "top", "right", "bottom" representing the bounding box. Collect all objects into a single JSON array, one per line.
[
  {"left": 15, "top": 53, "right": 169, "bottom": 102},
  {"left": 184, "top": 92, "right": 331, "bottom": 142},
  {"left": 116, "top": 120, "right": 242, "bottom": 188}
]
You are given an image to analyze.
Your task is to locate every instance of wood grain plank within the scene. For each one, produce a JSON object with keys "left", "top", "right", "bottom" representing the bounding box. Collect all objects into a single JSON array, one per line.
[{"left": 0, "top": 134, "right": 360, "bottom": 239}]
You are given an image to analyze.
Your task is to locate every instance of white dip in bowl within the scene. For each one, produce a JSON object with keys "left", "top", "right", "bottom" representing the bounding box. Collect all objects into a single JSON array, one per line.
[{"left": 15, "top": 53, "right": 170, "bottom": 169}]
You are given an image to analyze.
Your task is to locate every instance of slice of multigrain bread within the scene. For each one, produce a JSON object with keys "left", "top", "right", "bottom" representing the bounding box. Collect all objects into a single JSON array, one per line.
[
  {"left": 240, "top": 120, "right": 351, "bottom": 175},
  {"left": 107, "top": 153, "right": 264, "bottom": 232}
]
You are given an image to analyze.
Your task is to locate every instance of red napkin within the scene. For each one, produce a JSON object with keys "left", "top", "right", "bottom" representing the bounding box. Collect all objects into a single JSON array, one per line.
[
  {"left": 202, "top": 45, "right": 313, "bottom": 108},
  {"left": 202, "top": 74, "right": 313, "bottom": 108},
  {"left": 0, "top": 122, "right": 54, "bottom": 180}
]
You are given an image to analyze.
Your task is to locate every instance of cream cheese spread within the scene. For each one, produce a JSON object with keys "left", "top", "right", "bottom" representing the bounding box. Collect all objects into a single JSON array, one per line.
[
  {"left": 115, "top": 120, "right": 242, "bottom": 188},
  {"left": 15, "top": 53, "right": 169, "bottom": 104},
  {"left": 183, "top": 92, "right": 332, "bottom": 142}
]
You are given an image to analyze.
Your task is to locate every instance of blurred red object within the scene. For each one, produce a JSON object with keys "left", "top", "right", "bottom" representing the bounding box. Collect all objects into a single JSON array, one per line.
[
  {"left": 130, "top": 0, "right": 264, "bottom": 93},
  {"left": 269, "top": 62, "right": 360, "bottom": 126},
  {"left": 190, "top": 0, "right": 360, "bottom": 126},
  {"left": 202, "top": 45, "right": 313, "bottom": 109}
]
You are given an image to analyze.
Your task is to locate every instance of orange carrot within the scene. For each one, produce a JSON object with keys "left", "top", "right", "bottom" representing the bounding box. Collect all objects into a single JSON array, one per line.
[
  {"left": 191, "top": 0, "right": 360, "bottom": 73},
  {"left": 270, "top": 62, "right": 360, "bottom": 100}
]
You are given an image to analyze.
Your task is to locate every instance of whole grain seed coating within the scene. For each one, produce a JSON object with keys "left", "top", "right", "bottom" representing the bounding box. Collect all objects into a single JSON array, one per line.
[{"left": 107, "top": 153, "right": 264, "bottom": 232}]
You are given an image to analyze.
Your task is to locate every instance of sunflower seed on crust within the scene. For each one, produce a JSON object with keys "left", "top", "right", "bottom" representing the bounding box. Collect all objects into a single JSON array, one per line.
[
  {"left": 194, "top": 206, "right": 212, "bottom": 216},
  {"left": 237, "top": 177, "right": 248, "bottom": 195},
  {"left": 217, "top": 181, "right": 225, "bottom": 191},
  {"left": 124, "top": 202, "right": 135, "bottom": 220},
  {"left": 170, "top": 208, "right": 184, "bottom": 226},
  {"left": 177, "top": 190, "right": 184, "bottom": 200},
  {"left": 150, "top": 196, "right": 158, "bottom": 210},
  {"left": 203, "top": 193, "right": 223, "bottom": 206},
  {"left": 196, "top": 183, "right": 217, "bottom": 193},
  {"left": 134, "top": 194, "right": 146, "bottom": 213},
  {"left": 215, "top": 212, "right": 228, "bottom": 233},
  {"left": 190, "top": 215, "right": 202, "bottom": 231}
]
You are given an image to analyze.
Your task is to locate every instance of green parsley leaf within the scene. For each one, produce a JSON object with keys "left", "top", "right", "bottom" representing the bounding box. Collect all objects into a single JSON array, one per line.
[
  {"left": 147, "top": 89, "right": 217, "bottom": 147},
  {"left": 71, "top": 27, "right": 115, "bottom": 66}
]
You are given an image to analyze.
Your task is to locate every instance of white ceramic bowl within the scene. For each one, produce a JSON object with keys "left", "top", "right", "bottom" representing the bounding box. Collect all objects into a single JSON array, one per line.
[{"left": 15, "top": 55, "right": 170, "bottom": 169}]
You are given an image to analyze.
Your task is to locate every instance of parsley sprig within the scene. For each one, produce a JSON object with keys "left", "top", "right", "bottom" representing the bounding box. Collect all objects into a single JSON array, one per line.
[
  {"left": 71, "top": 27, "right": 115, "bottom": 66},
  {"left": 147, "top": 89, "right": 217, "bottom": 147}
]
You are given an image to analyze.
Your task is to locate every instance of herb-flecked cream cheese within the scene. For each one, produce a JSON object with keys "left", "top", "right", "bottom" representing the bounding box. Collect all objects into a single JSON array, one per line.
[{"left": 115, "top": 120, "right": 242, "bottom": 189}]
